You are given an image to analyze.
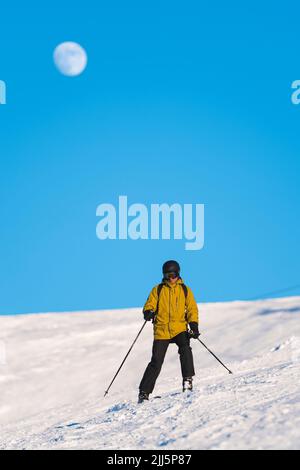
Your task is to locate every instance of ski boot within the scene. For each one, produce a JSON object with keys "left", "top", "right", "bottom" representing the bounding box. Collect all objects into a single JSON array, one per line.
[
  {"left": 138, "top": 391, "right": 149, "bottom": 404},
  {"left": 183, "top": 377, "right": 193, "bottom": 392}
]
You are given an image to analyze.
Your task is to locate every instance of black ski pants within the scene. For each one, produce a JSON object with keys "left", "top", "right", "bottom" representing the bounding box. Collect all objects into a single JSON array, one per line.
[{"left": 139, "top": 331, "right": 195, "bottom": 394}]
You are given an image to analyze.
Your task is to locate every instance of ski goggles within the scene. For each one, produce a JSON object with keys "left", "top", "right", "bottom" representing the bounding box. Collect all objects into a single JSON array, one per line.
[{"left": 164, "top": 272, "right": 179, "bottom": 280}]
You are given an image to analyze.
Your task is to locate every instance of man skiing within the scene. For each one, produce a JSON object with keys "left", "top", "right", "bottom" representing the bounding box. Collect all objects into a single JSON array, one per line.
[{"left": 138, "top": 260, "right": 199, "bottom": 403}]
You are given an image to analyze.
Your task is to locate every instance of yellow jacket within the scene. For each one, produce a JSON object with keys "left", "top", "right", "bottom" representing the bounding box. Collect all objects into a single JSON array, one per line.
[{"left": 143, "top": 278, "right": 199, "bottom": 340}]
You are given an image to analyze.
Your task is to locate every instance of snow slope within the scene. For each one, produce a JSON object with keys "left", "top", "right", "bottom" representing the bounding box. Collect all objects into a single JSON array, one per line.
[{"left": 0, "top": 297, "right": 300, "bottom": 450}]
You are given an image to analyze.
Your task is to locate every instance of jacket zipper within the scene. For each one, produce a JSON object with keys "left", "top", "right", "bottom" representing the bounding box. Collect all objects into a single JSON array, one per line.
[{"left": 168, "top": 287, "right": 171, "bottom": 338}]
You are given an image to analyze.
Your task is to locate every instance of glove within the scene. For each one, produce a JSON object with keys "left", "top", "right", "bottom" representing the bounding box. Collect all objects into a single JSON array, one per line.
[
  {"left": 189, "top": 322, "right": 200, "bottom": 339},
  {"left": 144, "top": 310, "right": 155, "bottom": 322}
]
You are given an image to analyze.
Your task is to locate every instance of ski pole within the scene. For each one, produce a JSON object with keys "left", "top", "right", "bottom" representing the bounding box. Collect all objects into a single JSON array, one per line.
[
  {"left": 197, "top": 338, "right": 233, "bottom": 375},
  {"left": 104, "top": 320, "right": 148, "bottom": 397}
]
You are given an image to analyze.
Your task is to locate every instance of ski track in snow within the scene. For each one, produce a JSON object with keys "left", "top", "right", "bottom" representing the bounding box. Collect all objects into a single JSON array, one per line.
[{"left": 0, "top": 297, "right": 300, "bottom": 450}]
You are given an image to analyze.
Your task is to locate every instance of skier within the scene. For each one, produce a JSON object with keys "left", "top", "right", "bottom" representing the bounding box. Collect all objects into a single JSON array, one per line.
[{"left": 138, "top": 260, "right": 199, "bottom": 403}]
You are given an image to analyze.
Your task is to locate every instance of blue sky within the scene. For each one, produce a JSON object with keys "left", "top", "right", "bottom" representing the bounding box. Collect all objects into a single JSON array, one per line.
[{"left": 1, "top": 1, "right": 300, "bottom": 314}]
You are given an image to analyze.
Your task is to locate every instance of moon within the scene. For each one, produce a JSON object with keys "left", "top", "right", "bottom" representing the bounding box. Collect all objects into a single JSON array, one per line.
[{"left": 54, "top": 42, "right": 88, "bottom": 77}]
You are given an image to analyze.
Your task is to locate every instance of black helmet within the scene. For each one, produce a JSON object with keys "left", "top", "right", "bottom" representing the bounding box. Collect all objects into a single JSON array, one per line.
[{"left": 162, "top": 260, "right": 181, "bottom": 276}]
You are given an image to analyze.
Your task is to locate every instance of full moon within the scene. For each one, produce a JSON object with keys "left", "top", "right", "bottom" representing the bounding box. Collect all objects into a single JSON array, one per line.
[{"left": 54, "top": 42, "right": 88, "bottom": 77}]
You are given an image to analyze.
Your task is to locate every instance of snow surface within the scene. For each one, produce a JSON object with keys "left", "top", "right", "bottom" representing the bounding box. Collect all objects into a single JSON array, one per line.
[{"left": 0, "top": 296, "right": 300, "bottom": 450}]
